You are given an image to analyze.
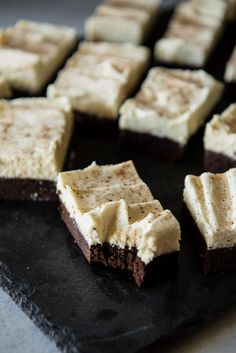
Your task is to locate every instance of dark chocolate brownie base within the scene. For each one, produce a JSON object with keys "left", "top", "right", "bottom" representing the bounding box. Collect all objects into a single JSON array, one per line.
[
  {"left": 59, "top": 203, "right": 178, "bottom": 286},
  {"left": 0, "top": 178, "right": 57, "bottom": 202},
  {"left": 183, "top": 205, "right": 236, "bottom": 273},
  {"left": 204, "top": 150, "right": 236, "bottom": 173},
  {"left": 74, "top": 111, "right": 118, "bottom": 139},
  {"left": 120, "top": 130, "right": 185, "bottom": 162}
]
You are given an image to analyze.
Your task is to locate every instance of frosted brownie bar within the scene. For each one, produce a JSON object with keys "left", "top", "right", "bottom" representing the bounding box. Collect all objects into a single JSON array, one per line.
[
  {"left": 0, "top": 20, "right": 78, "bottom": 95},
  {"left": 184, "top": 168, "right": 236, "bottom": 272},
  {"left": 225, "top": 45, "right": 236, "bottom": 83},
  {"left": 154, "top": 0, "right": 227, "bottom": 67},
  {"left": 85, "top": 0, "right": 161, "bottom": 45},
  {"left": 0, "top": 97, "right": 73, "bottom": 201},
  {"left": 57, "top": 161, "right": 181, "bottom": 286},
  {"left": 204, "top": 104, "right": 236, "bottom": 172},
  {"left": 47, "top": 41, "right": 150, "bottom": 134},
  {"left": 119, "top": 67, "right": 224, "bottom": 161}
]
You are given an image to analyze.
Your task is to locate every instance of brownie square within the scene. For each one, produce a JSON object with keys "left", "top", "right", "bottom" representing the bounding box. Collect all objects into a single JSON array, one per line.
[{"left": 0, "top": 97, "right": 73, "bottom": 201}]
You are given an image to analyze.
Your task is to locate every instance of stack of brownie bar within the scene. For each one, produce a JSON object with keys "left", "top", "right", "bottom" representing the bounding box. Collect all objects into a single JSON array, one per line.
[{"left": 0, "top": 0, "right": 236, "bottom": 286}]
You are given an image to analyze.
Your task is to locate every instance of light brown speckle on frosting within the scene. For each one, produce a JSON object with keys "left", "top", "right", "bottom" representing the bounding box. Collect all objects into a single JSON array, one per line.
[
  {"left": 204, "top": 104, "right": 236, "bottom": 159},
  {"left": 0, "top": 20, "right": 77, "bottom": 95},
  {"left": 154, "top": 0, "right": 226, "bottom": 67},
  {"left": 0, "top": 97, "right": 73, "bottom": 181},
  {"left": 119, "top": 67, "right": 224, "bottom": 145},
  {"left": 184, "top": 168, "right": 236, "bottom": 249},
  {"left": 57, "top": 161, "right": 181, "bottom": 264},
  {"left": 47, "top": 41, "right": 150, "bottom": 119}
]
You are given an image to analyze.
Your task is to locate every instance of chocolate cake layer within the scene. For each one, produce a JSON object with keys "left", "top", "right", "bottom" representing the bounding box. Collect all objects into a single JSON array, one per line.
[
  {"left": 204, "top": 150, "right": 236, "bottom": 173},
  {"left": 74, "top": 111, "right": 118, "bottom": 139},
  {"left": 0, "top": 178, "right": 57, "bottom": 202},
  {"left": 60, "top": 203, "right": 178, "bottom": 286},
  {"left": 184, "top": 206, "right": 236, "bottom": 273},
  {"left": 120, "top": 130, "right": 185, "bottom": 162}
]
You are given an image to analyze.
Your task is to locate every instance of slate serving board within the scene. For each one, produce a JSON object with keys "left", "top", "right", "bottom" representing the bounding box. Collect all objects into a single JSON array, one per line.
[{"left": 0, "top": 9, "right": 236, "bottom": 353}]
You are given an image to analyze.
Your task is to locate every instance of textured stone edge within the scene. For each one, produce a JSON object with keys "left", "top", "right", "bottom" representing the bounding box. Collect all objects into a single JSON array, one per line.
[{"left": 0, "top": 261, "right": 79, "bottom": 353}]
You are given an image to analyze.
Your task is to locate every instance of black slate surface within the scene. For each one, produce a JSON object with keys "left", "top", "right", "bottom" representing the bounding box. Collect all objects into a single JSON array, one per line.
[{"left": 0, "top": 7, "right": 236, "bottom": 353}]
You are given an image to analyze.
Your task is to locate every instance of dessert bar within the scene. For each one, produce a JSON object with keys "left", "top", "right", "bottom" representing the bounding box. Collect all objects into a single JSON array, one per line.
[
  {"left": 119, "top": 67, "right": 224, "bottom": 161},
  {"left": 0, "top": 97, "right": 73, "bottom": 201},
  {"left": 225, "top": 45, "right": 236, "bottom": 83},
  {"left": 57, "top": 161, "right": 181, "bottom": 286},
  {"left": 0, "top": 20, "right": 78, "bottom": 95},
  {"left": 184, "top": 168, "right": 236, "bottom": 273},
  {"left": 204, "top": 104, "right": 236, "bottom": 172},
  {"left": 47, "top": 41, "right": 150, "bottom": 135},
  {"left": 85, "top": 0, "right": 161, "bottom": 45},
  {"left": 154, "top": 0, "right": 227, "bottom": 67}
]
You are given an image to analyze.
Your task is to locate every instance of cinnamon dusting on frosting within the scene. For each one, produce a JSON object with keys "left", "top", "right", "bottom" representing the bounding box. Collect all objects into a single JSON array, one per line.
[{"left": 57, "top": 161, "right": 181, "bottom": 263}]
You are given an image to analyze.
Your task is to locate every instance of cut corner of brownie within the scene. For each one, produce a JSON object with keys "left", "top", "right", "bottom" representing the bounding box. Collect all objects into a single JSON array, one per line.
[{"left": 60, "top": 203, "right": 179, "bottom": 287}]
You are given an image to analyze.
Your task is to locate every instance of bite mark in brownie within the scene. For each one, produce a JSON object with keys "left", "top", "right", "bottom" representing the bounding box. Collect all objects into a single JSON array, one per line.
[
  {"left": 60, "top": 203, "right": 178, "bottom": 286},
  {"left": 57, "top": 161, "right": 181, "bottom": 286}
]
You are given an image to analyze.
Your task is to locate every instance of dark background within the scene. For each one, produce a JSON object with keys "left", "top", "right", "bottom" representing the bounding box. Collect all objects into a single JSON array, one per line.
[{"left": 0, "top": 0, "right": 177, "bottom": 30}]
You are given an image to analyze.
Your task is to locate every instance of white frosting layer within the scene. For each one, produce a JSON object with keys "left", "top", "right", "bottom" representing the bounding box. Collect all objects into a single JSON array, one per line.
[
  {"left": 154, "top": 0, "right": 226, "bottom": 67},
  {"left": 57, "top": 161, "right": 181, "bottom": 264},
  {"left": 0, "top": 75, "right": 11, "bottom": 98},
  {"left": 225, "top": 45, "right": 236, "bottom": 82},
  {"left": 0, "top": 20, "right": 77, "bottom": 94},
  {"left": 0, "top": 97, "right": 73, "bottom": 180},
  {"left": 204, "top": 104, "right": 236, "bottom": 159},
  {"left": 119, "top": 67, "right": 224, "bottom": 145},
  {"left": 184, "top": 168, "right": 236, "bottom": 249},
  {"left": 47, "top": 41, "right": 150, "bottom": 119},
  {"left": 85, "top": 0, "right": 161, "bottom": 44}
]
